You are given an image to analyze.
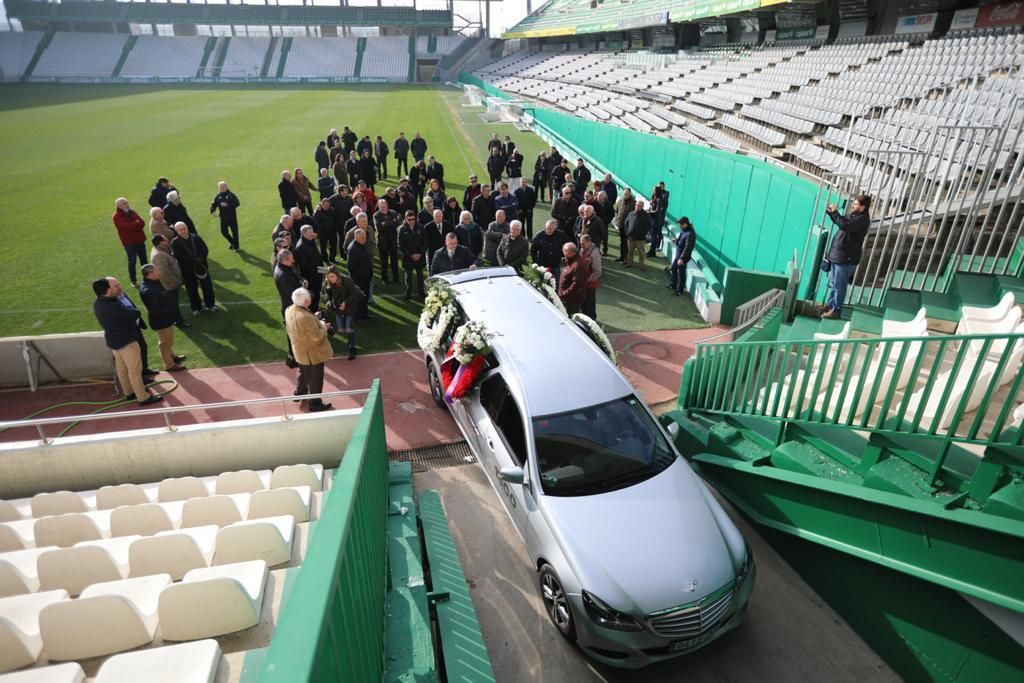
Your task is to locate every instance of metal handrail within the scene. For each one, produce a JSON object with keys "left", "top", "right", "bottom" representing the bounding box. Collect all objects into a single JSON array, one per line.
[
  {"left": 695, "top": 289, "right": 785, "bottom": 346},
  {"left": 0, "top": 389, "right": 372, "bottom": 443}
]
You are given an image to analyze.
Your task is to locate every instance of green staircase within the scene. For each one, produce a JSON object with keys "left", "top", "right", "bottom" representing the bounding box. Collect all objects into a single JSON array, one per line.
[
  {"left": 274, "top": 37, "right": 291, "bottom": 79},
  {"left": 196, "top": 36, "right": 218, "bottom": 78},
  {"left": 110, "top": 35, "right": 138, "bottom": 78},
  {"left": 353, "top": 37, "right": 366, "bottom": 78},
  {"left": 407, "top": 36, "right": 417, "bottom": 83},
  {"left": 259, "top": 37, "right": 277, "bottom": 78},
  {"left": 20, "top": 28, "right": 54, "bottom": 82}
]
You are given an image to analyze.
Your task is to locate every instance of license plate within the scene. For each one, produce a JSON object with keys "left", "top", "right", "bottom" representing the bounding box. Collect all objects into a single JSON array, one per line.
[{"left": 669, "top": 632, "right": 711, "bottom": 652}]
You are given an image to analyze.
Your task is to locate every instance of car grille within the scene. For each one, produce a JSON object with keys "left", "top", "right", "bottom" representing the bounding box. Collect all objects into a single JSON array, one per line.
[{"left": 647, "top": 582, "right": 734, "bottom": 638}]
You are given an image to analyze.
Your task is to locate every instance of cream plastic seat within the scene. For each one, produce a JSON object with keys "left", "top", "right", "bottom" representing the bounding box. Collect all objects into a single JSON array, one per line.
[
  {"left": 110, "top": 501, "right": 184, "bottom": 537},
  {"left": 960, "top": 291, "right": 1016, "bottom": 324},
  {"left": 37, "top": 536, "right": 139, "bottom": 597},
  {"left": 96, "top": 484, "right": 152, "bottom": 510},
  {"left": 33, "top": 511, "right": 111, "bottom": 548},
  {"left": 249, "top": 486, "right": 311, "bottom": 523},
  {"left": 215, "top": 469, "right": 271, "bottom": 495},
  {"left": 0, "top": 662, "right": 85, "bottom": 682},
  {"left": 0, "top": 501, "right": 25, "bottom": 524},
  {"left": 129, "top": 526, "right": 217, "bottom": 581},
  {"left": 158, "top": 560, "right": 267, "bottom": 641},
  {"left": 0, "top": 589, "right": 69, "bottom": 673},
  {"left": 157, "top": 476, "right": 210, "bottom": 503},
  {"left": 95, "top": 639, "right": 221, "bottom": 683},
  {"left": 214, "top": 516, "right": 294, "bottom": 567},
  {"left": 30, "top": 492, "right": 92, "bottom": 519},
  {"left": 270, "top": 463, "right": 324, "bottom": 491},
  {"left": 0, "top": 521, "right": 36, "bottom": 553},
  {"left": 39, "top": 574, "right": 169, "bottom": 661},
  {"left": 760, "top": 322, "right": 851, "bottom": 416},
  {"left": 181, "top": 494, "right": 250, "bottom": 528},
  {"left": 0, "top": 547, "right": 55, "bottom": 597}
]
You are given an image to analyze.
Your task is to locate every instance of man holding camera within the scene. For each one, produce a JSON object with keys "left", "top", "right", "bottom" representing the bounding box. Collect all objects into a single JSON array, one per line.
[{"left": 285, "top": 287, "right": 333, "bottom": 412}]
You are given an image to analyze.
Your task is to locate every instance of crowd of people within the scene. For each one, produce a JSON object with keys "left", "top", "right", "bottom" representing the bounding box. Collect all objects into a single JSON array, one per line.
[{"left": 96, "top": 125, "right": 707, "bottom": 412}]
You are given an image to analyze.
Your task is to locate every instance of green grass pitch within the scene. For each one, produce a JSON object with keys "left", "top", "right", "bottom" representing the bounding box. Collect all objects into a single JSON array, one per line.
[{"left": 0, "top": 83, "right": 706, "bottom": 368}]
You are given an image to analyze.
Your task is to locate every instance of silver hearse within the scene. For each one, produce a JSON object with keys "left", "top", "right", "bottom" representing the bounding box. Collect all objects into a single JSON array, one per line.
[{"left": 424, "top": 268, "right": 754, "bottom": 669}]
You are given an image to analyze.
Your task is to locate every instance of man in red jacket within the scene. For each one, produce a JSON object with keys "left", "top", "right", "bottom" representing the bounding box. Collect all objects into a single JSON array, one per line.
[
  {"left": 112, "top": 197, "right": 148, "bottom": 288},
  {"left": 558, "top": 242, "right": 587, "bottom": 316}
]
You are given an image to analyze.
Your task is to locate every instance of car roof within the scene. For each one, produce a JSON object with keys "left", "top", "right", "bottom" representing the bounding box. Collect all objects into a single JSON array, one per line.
[{"left": 436, "top": 268, "right": 633, "bottom": 417}]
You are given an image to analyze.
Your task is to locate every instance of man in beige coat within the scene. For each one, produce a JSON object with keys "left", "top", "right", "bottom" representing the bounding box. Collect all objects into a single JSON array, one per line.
[
  {"left": 285, "top": 287, "right": 333, "bottom": 412},
  {"left": 150, "top": 234, "right": 189, "bottom": 328}
]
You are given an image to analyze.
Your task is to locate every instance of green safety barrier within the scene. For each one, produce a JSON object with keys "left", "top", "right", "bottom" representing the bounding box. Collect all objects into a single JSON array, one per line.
[{"left": 259, "top": 379, "right": 388, "bottom": 683}]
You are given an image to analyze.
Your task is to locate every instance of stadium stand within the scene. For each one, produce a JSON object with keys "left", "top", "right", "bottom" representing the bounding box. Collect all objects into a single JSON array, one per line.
[
  {"left": 207, "top": 37, "right": 269, "bottom": 79},
  {"left": 119, "top": 35, "right": 208, "bottom": 80},
  {"left": 31, "top": 32, "right": 127, "bottom": 80},
  {"left": 0, "top": 30, "right": 42, "bottom": 82},
  {"left": 281, "top": 37, "right": 359, "bottom": 79},
  {"left": 359, "top": 35, "right": 410, "bottom": 81}
]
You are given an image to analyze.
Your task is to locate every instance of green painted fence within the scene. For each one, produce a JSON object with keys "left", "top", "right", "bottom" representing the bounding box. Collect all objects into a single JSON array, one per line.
[{"left": 259, "top": 379, "right": 388, "bottom": 683}]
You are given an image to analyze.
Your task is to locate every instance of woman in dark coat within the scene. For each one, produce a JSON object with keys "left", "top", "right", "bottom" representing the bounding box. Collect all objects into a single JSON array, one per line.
[
  {"left": 346, "top": 152, "right": 361, "bottom": 188},
  {"left": 357, "top": 150, "right": 378, "bottom": 190},
  {"left": 443, "top": 196, "right": 461, "bottom": 227},
  {"left": 322, "top": 265, "right": 364, "bottom": 360},
  {"left": 292, "top": 168, "right": 315, "bottom": 215},
  {"left": 533, "top": 152, "right": 549, "bottom": 202},
  {"left": 427, "top": 179, "right": 446, "bottom": 209}
]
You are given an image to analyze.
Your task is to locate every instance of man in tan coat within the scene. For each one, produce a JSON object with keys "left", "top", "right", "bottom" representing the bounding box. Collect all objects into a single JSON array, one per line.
[
  {"left": 285, "top": 287, "right": 333, "bottom": 412},
  {"left": 150, "top": 234, "right": 189, "bottom": 328}
]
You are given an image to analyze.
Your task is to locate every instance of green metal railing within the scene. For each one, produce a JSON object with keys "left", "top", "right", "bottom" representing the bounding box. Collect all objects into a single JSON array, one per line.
[
  {"left": 259, "top": 379, "right": 388, "bottom": 683},
  {"left": 683, "top": 332, "right": 1024, "bottom": 449}
]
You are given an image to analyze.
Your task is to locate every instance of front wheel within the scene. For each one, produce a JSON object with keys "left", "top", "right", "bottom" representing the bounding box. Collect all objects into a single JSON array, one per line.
[
  {"left": 427, "top": 360, "right": 447, "bottom": 409},
  {"left": 539, "top": 564, "right": 576, "bottom": 641}
]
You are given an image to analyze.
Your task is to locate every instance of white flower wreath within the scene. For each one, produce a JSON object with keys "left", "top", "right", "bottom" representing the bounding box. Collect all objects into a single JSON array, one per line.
[
  {"left": 417, "top": 304, "right": 457, "bottom": 354},
  {"left": 572, "top": 313, "right": 616, "bottom": 362},
  {"left": 524, "top": 263, "right": 567, "bottom": 316},
  {"left": 452, "top": 320, "right": 494, "bottom": 364}
]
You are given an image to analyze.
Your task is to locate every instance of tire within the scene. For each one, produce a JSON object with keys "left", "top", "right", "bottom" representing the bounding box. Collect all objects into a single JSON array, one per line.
[
  {"left": 539, "top": 564, "right": 576, "bottom": 641},
  {"left": 427, "top": 360, "right": 447, "bottom": 409}
]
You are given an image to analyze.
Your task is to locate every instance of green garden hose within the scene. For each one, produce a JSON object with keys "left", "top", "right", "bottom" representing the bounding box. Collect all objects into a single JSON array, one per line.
[{"left": 1, "top": 379, "right": 180, "bottom": 438}]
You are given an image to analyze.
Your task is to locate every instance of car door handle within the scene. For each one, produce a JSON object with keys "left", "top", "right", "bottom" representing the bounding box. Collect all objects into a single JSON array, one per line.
[{"left": 487, "top": 438, "right": 495, "bottom": 450}]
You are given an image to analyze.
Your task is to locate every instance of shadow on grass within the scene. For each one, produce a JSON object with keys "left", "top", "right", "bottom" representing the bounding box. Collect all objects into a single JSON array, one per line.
[{"left": 177, "top": 282, "right": 282, "bottom": 366}]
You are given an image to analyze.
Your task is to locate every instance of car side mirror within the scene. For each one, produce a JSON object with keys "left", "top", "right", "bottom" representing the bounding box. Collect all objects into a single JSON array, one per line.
[{"left": 498, "top": 466, "right": 525, "bottom": 485}]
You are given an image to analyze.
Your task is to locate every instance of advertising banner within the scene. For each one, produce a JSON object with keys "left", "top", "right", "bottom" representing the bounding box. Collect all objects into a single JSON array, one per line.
[
  {"left": 977, "top": 1, "right": 1024, "bottom": 27},
  {"left": 950, "top": 7, "right": 979, "bottom": 29},
  {"left": 895, "top": 12, "right": 938, "bottom": 34}
]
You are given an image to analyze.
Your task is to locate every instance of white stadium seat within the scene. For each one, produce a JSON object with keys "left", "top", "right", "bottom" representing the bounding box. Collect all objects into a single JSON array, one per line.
[
  {"left": 0, "top": 502, "right": 23, "bottom": 524},
  {"left": 33, "top": 511, "right": 111, "bottom": 548},
  {"left": 39, "top": 574, "right": 169, "bottom": 661},
  {"left": 129, "top": 526, "right": 217, "bottom": 581},
  {"left": 0, "top": 590, "right": 69, "bottom": 673},
  {"left": 95, "top": 639, "right": 221, "bottom": 683},
  {"left": 270, "top": 463, "right": 323, "bottom": 491},
  {"left": 0, "top": 521, "right": 36, "bottom": 553},
  {"left": 30, "top": 492, "right": 90, "bottom": 519},
  {"left": 96, "top": 484, "right": 152, "bottom": 510},
  {"left": 0, "top": 547, "right": 55, "bottom": 597},
  {"left": 109, "top": 501, "right": 184, "bottom": 537},
  {"left": 37, "top": 537, "right": 139, "bottom": 597},
  {"left": 249, "top": 486, "right": 311, "bottom": 523},
  {"left": 214, "top": 515, "right": 294, "bottom": 567},
  {"left": 181, "top": 494, "right": 250, "bottom": 528},
  {"left": 0, "top": 662, "right": 85, "bottom": 682},
  {"left": 158, "top": 560, "right": 267, "bottom": 641},
  {"left": 215, "top": 469, "right": 270, "bottom": 495},
  {"left": 157, "top": 476, "right": 210, "bottom": 503}
]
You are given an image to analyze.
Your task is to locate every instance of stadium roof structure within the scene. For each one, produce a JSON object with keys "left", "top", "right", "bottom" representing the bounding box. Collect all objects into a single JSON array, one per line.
[
  {"left": 5, "top": 0, "right": 453, "bottom": 28},
  {"left": 503, "top": 0, "right": 783, "bottom": 38}
]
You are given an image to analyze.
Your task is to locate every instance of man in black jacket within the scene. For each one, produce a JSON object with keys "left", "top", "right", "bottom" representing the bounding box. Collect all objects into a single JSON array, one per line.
[
  {"left": 313, "top": 198, "right": 337, "bottom": 264},
  {"left": 430, "top": 233, "right": 478, "bottom": 275},
  {"left": 209, "top": 181, "right": 241, "bottom": 251},
  {"left": 398, "top": 211, "right": 427, "bottom": 300},
  {"left": 315, "top": 141, "right": 330, "bottom": 172},
  {"left": 425, "top": 156, "right": 445, "bottom": 191},
  {"left": 594, "top": 191, "right": 615, "bottom": 255},
  {"left": 148, "top": 177, "right": 175, "bottom": 209},
  {"left": 139, "top": 264, "right": 186, "bottom": 372},
  {"left": 357, "top": 150, "right": 377, "bottom": 190},
  {"left": 279, "top": 170, "right": 298, "bottom": 213},
  {"left": 92, "top": 277, "right": 162, "bottom": 405},
  {"left": 471, "top": 185, "right": 496, "bottom": 228},
  {"left": 171, "top": 222, "right": 217, "bottom": 315},
  {"left": 347, "top": 229, "right": 374, "bottom": 320},
  {"left": 294, "top": 225, "right": 324, "bottom": 311},
  {"left": 668, "top": 217, "right": 697, "bottom": 296},
  {"left": 342, "top": 127, "right": 358, "bottom": 155},
  {"left": 394, "top": 132, "right": 410, "bottom": 177},
  {"left": 624, "top": 200, "right": 651, "bottom": 271},
  {"left": 822, "top": 195, "right": 871, "bottom": 319},
  {"left": 373, "top": 200, "right": 401, "bottom": 285},
  {"left": 356, "top": 135, "right": 373, "bottom": 158},
  {"left": 164, "top": 191, "right": 196, "bottom": 235},
  {"left": 514, "top": 178, "right": 537, "bottom": 239},
  {"left": 531, "top": 219, "right": 570, "bottom": 282},
  {"left": 374, "top": 136, "right": 390, "bottom": 180},
  {"left": 410, "top": 132, "right": 428, "bottom": 163},
  {"left": 572, "top": 159, "right": 592, "bottom": 196},
  {"left": 423, "top": 209, "right": 451, "bottom": 259},
  {"left": 409, "top": 161, "right": 426, "bottom": 208},
  {"left": 551, "top": 185, "right": 580, "bottom": 237},
  {"left": 486, "top": 147, "right": 505, "bottom": 189},
  {"left": 274, "top": 248, "right": 305, "bottom": 367}
]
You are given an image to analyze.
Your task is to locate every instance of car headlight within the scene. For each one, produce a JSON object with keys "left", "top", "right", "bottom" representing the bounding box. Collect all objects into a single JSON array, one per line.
[
  {"left": 581, "top": 590, "right": 643, "bottom": 632},
  {"left": 736, "top": 546, "right": 753, "bottom": 585}
]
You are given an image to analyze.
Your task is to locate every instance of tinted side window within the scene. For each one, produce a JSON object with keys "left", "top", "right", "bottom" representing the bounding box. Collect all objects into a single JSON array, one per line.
[{"left": 478, "top": 375, "right": 527, "bottom": 466}]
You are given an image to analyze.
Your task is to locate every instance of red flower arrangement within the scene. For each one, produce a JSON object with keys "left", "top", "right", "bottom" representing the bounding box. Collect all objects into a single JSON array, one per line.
[{"left": 440, "top": 342, "right": 487, "bottom": 403}]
